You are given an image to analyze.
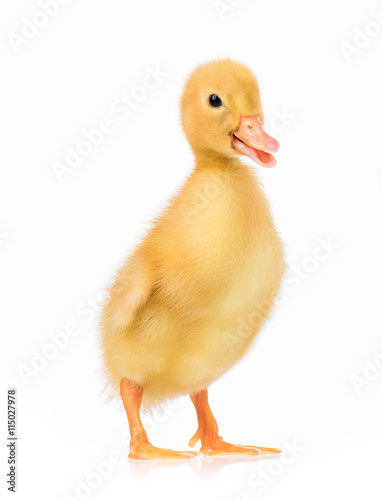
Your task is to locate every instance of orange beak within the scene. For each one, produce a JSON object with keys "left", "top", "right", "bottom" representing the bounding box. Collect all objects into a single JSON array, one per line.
[{"left": 232, "top": 115, "right": 280, "bottom": 167}]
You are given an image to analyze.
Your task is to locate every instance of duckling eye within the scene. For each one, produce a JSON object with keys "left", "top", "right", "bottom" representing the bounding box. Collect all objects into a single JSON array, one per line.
[{"left": 209, "top": 94, "right": 222, "bottom": 108}]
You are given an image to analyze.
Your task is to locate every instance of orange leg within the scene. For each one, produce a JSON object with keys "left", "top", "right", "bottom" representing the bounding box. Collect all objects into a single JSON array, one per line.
[
  {"left": 120, "top": 378, "right": 197, "bottom": 460},
  {"left": 188, "top": 388, "right": 281, "bottom": 456}
]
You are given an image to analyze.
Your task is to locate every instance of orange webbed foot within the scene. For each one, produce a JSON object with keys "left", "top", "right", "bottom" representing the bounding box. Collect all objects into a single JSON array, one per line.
[
  {"left": 129, "top": 438, "right": 198, "bottom": 460},
  {"left": 189, "top": 389, "right": 281, "bottom": 457},
  {"left": 189, "top": 429, "right": 281, "bottom": 456}
]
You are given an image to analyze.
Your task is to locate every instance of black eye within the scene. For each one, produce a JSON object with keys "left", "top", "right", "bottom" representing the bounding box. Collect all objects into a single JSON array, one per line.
[{"left": 209, "top": 94, "right": 222, "bottom": 108}]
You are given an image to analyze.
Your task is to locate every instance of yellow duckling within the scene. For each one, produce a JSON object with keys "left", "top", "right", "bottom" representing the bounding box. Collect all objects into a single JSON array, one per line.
[{"left": 101, "top": 58, "right": 286, "bottom": 460}]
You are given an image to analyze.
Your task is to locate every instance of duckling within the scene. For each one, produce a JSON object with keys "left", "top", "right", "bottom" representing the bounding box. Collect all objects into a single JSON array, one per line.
[{"left": 100, "top": 58, "right": 286, "bottom": 460}]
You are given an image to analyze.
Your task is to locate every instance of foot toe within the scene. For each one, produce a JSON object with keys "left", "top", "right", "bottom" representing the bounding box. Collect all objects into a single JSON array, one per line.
[
  {"left": 199, "top": 438, "right": 281, "bottom": 456},
  {"left": 129, "top": 441, "right": 198, "bottom": 460}
]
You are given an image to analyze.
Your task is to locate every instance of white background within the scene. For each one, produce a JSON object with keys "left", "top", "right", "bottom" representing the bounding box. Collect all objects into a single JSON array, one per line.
[{"left": 1, "top": 0, "right": 382, "bottom": 499}]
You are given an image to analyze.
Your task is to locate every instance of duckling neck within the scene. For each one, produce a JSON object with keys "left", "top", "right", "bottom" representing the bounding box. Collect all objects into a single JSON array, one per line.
[
  {"left": 192, "top": 151, "right": 269, "bottom": 227},
  {"left": 193, "top": 150, "right": 242, "bottom": 171}
]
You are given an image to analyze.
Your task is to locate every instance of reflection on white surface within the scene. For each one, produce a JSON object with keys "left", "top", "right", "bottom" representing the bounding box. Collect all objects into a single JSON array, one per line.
[
  {"left": 128, "top": 452, "right": 275, "bottom": 483},
  {"left": 124, "top": 453, "right": 284, "bottom": 500}
]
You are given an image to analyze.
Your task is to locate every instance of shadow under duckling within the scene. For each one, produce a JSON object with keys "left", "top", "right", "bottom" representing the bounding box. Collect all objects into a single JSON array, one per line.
[{"left": 100, "top": 58, "right": 286, "bottom": 460}]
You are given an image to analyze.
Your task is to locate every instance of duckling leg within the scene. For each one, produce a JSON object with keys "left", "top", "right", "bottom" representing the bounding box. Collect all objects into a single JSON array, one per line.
[
  {"left": 120, "top": 378, "right": 197, "bottom": 460},
  {"left": 188, "top": 388, "right": 281, "bottom": 456}
]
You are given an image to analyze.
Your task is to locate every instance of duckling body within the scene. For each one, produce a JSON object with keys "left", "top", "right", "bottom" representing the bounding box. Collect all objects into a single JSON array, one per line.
[
  {"left": 101, "top": 59, "right": 285, "bottom": 459},
  {"left": 102, "top": 161, "right": 284, "bottom": 405}
]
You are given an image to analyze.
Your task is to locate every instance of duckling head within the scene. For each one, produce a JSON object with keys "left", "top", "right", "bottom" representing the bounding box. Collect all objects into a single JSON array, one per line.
[{"left": 181, "top": 58, "right": 279, "bottom": 167}]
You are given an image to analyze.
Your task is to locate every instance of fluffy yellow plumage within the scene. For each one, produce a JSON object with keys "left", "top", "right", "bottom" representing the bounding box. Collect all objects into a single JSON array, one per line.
[{"left": 100, "top": 58, "right": 285, "bottom": 459}]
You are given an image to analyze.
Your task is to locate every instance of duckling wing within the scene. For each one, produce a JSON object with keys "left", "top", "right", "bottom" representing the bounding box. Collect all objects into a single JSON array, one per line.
[{"left": 101, "top": 250, "right": 155, "bottom": 335}]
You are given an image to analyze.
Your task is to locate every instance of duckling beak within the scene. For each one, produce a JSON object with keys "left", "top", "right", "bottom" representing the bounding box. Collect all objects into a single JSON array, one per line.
[{"left": 232, "top": 115, "right": 280, "bottom": 167}]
